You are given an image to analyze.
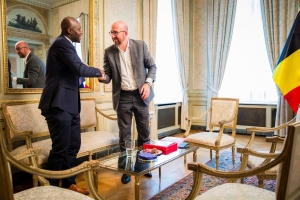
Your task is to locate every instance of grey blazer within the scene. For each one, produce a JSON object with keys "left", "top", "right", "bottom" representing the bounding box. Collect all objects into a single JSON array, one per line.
[
  {"left": 16, "top": 52, "right": 46, "bottom": 88},
  {"left": 100, "top": 39, "right": 156, "bottom": 110}
]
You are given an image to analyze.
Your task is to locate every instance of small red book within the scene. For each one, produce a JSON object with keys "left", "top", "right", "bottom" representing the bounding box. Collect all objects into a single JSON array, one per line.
[{"left": 143, "top": 140, "right": 178, "bottom": 155}]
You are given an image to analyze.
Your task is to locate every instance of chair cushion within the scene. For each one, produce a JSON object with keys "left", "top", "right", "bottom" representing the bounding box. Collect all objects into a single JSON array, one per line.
[
  {"left": 194, "top": 183, "right": 275, "bottom": 200},
  {"left": 14, "top": 185, "right": 93, "bottom": 200},
  {"left": 10, "top": 131, "right": 119, "bottom": 165},
  {"left": 248, "top": 150, "right": 280, "bottom": 174},
  {"left": 186, "top": 132, "right": 234, "bottom": 147}
]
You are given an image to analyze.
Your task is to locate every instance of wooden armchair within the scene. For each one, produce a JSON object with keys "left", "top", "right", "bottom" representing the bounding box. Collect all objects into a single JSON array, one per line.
[
  {"left": 237, "top": 117, "right": 295, "bottom": 188},
  {"left": 0, "top": 126, "right": 104, "bottom": 200},
  {"left": 186, "top": 122, "right": 300, "bottom": 200},
  {"left": 184, "top": 97, "right": 239, "bottom": 169}
]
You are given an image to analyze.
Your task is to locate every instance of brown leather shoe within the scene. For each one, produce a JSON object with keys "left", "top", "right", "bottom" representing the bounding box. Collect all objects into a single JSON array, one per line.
[{"left": 68, "top": 184, "right": 89, "bottom": 195}]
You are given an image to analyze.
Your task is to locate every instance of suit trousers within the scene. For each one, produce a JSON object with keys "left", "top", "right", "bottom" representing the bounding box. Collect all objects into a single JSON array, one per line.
[
  {"left": 117, "top": 89, "right": 150, "bottom": 151},
  {"left": 41, "top": 108, "right": 81, "bottom": 188}
]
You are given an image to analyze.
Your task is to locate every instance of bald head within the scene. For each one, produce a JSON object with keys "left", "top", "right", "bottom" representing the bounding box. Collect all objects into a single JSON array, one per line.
[
  {"left": 111, "top": 21, "right": 128, "bottom": 32},
  {"left": 110, "top": 21, "right": 128, "bottom": 47},
  {"left": 15, "top": 41, "right": 30, "bottom": 58},
  {"left": 60, "top": 16, "right": 83, "bottom": 43}
]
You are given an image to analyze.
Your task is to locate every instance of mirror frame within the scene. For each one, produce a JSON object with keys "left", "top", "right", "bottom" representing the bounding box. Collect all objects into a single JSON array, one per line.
[{"left": 1, "top": 0, "right": 95, "bottom": 93}]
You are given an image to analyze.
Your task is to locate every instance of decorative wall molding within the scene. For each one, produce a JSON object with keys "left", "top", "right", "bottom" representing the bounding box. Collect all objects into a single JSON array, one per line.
[
  {"left": 7, "top": 27, "right": 51, "bottom": 45},
  {"left": 18, "top": 0, "right": 80, "bottom": 9}
]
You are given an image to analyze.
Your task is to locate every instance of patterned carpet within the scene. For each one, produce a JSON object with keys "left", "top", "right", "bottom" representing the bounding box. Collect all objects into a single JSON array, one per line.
[{"left": 149, "top": 151, "right": 276, "bottom": 200}]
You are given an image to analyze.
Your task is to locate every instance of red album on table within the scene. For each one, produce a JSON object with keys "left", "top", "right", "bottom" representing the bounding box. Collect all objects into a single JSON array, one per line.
[{"left": 143, "top": 140, "right": 178, "bottom": 155}]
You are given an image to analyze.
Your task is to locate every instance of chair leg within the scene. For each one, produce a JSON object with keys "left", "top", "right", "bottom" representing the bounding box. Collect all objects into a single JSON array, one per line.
[
  {"left": 93, "top": 170, "right": 99, "bottom": 192},
  {"left": 32, "top": 175, "right": 38, "bottom": 187},
  {"left": 216, "top": 150, "right": 219, "bottom": 170},
  {"left": 231, "top": 146, "right": 235, "bottom": 165},
  {"left": 258, "top": 176, "right": 264, "bottom": 188},
  {"left": 193, "top": 150, "right": 197, "bottom": 162},
  {"left": 210, "top": 149, "right": 212, "bottom": 160}
]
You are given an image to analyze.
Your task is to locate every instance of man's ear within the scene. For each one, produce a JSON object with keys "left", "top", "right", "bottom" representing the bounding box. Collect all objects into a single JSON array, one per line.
[{"left": 67, "top": 27, "right": 73, "bottom": 34}]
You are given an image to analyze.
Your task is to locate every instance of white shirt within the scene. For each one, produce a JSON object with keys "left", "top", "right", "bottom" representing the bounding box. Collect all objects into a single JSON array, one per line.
[{"left": 118, "top": 41, "right": 138, "bottom": 91}]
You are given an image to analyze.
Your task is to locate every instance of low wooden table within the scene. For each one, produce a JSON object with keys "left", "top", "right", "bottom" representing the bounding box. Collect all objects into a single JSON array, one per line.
[{"left": 98, "top": 146, "right": 199, "bottom": 200}]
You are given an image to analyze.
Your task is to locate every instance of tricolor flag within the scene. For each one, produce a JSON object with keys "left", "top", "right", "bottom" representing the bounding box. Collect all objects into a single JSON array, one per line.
[{"left": 273, "top": 12, "right": 300, "bottom": 113}]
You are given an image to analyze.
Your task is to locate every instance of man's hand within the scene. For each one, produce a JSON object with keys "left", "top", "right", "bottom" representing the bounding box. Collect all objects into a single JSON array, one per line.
[
  {"left": 140, "top": 83, "right": 151, "bottom": 100},
  {"left": 98, "top": 69, "right": 106, "bottom": 81}
]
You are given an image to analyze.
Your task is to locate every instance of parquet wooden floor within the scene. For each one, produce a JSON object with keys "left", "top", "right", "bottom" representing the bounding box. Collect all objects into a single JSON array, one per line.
[{"left": 13, "top": 131, "right": 281, "bottom": 200}]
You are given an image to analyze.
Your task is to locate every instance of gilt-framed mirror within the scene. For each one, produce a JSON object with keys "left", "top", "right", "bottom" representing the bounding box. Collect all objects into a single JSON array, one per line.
[{"left": 1, "top": 0, "right": 95, "bottom": 93}]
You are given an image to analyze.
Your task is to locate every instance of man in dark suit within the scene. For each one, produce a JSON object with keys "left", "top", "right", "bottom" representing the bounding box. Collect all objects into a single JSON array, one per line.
[
  {"left": 8, "top": 59, "right": 12, "bottom": 88},
  {"left": 99, "top": 21, "right": 156, "bottom": 184},
  {"left": 13, "top": 41, "right": 46, "bottom": 88},
  {"left": 38, "top": 16, "right": 105, "bottom": 195}
]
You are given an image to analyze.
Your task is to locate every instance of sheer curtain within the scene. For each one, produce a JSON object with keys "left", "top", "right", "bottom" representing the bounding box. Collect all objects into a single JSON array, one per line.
[
  {"left": 206, "top": 0, "right": 237, "bottom": 127},
  {"left": 260, "top": 0, "right": 298, "bottom": 137},
  {"left": 78, "top": 13, "right": 89, "bottom": 64},
  {"left": 219, "top": 0, "right": 277, "bottom": 103},
  {"left": 143, "top": 0, "right": 158, "bottom": 140},
  {"left": 171, "top": 0, "right": 189, "bottom": 130}
]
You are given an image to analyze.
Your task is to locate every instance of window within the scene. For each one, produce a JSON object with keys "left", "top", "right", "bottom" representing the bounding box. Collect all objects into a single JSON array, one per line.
[
  {"left": 218, "top": 0, "right": 277, "bottom": 104},
  {"left": 154, "top": 0, "right": 182, "bottom": 104}
]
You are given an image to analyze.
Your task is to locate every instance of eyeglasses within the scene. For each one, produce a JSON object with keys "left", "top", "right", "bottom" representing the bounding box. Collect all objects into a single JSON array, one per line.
[
  {"left": 108, "top": 31, "right": 126, "bottom": 36},
  {"left": 15, "top": 47, "right": 27, "bottom": 51}
]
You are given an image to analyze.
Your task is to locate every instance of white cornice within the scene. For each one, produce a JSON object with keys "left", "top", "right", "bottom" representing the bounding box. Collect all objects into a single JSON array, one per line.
[{"left": 16, "top": 0, "right": 80, "bottom": 9}]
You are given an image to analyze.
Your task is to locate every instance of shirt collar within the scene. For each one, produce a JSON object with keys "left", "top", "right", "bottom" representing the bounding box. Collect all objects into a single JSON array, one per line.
[
  {"left": 117, "top": 39, "right": 130, "bottom": 52},
  {"left": 24, "top": 51, "right": 31, "bottom": 63},
  {"left": 64, "top": 35, "right": 73, "bottom": 44}
]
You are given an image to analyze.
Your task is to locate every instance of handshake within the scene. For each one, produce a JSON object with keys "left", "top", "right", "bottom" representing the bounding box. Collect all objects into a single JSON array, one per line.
[{"left": 98, "top": 68, "right": 106, "bottom": 81}]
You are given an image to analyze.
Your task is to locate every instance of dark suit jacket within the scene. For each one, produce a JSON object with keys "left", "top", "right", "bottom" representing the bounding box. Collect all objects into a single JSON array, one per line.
[
  {"left": 8, "top": 59, "right": 12, "bottom": 88},
  {"left": 100, "top": 39, "right": 156, "bottom": 110},
  {"left": 39, "top": 34, "right": 102, "bottom": 114},
  {"left": 16, "top": 52, "right": 46, "bottom": 88}
]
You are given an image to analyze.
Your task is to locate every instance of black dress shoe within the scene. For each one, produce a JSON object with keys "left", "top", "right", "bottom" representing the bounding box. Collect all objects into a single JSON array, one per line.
[
  {"left": 144, "top": 172, "right": 152, "bottom": 178},
  {"left": 121, "top": 174, "right": 131, "bottom": 184}
]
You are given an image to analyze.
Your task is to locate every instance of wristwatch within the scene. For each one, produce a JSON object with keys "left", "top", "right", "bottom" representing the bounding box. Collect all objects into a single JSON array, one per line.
[{"left": 145, "top": 82, "right": 152, "bottom": 87}]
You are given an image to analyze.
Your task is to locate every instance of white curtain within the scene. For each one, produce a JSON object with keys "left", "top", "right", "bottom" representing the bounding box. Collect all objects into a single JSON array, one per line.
[
  {"left": 206, "top": 0, "right": 237, "bottom": 127},
  {"left": 143, "top": 0, "right": 158, "bottom": 140},
  {"left": 171, "top": 0, "right": 189, "bottom": 130},
  {"left": 79, "top": 13, "right": 89, "bottom": 64},
  {"left": 260, "top": 0, "right": 297, "bottom": 137}
]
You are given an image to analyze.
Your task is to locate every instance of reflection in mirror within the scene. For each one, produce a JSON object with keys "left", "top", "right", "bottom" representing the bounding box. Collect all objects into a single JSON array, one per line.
[
  {"left": 75, "top": 12, "right": 89, "bottom": 88},
  {"left": 2, "top": 0, "right": 94, "bottom": 93}
]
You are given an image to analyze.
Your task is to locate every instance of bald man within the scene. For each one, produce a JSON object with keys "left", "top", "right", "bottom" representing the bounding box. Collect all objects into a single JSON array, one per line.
[
  {"left": 13, "top": 41, "right": 46, "bottom": 88},
  {"left": 99, "top": 21, "right": 156, "bottom": 184},
  {"left": 39, "top": 16, "right": 105, "bottom": 194}
]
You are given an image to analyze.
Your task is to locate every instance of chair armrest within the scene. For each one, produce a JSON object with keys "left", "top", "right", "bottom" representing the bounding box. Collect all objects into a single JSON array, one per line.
[
  {"left": 12, "top": 148, "right": 41, "bottom": 161},
  {"left": 244, "top": 117, "right": 295, "bottom": 148},
  {"left": 246, "top": 117, "right": 296, "bottom": 133},
  {"left": 186, "top": 155, "right": 281, "bottom": 200},
  {"left": 6, "top": 148, "right": 103, "bottom": 199},
  {"left": 237, "top": 147, "right": 280, "bottom": 159},
  {"left": 266, "top": 136, "right": 285, "bottom": 143},
  {"left": 186, "top": 110, "right": 210, "bottom": 121},
  {"left": 184, "top": 110, "right": 210, "bottom": 137},
  {"left": 95, "top": 105, "right": 117, "bottom": 120}
]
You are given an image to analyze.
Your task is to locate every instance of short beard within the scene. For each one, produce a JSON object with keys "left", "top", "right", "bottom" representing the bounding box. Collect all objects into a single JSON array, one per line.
[{"left": 113, "top": 39, "right": 121, "bottom": 46}]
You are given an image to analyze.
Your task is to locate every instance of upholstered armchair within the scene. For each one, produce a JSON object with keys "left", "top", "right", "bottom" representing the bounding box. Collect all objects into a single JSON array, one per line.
[
  {"left": 0, "top": 126, "right": 104, "bottom": 200},
  {"left": 184, "top": 98, "right": 239, "bottom": 169},
  {"left": 186, "top": 121, "right": 300, "bottom": 200},
  {"left": 237, "top": 117, "right": 296, "bottom": 188}
]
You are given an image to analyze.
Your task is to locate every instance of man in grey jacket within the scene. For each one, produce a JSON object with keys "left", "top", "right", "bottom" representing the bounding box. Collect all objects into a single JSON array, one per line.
[
  {"left": 99, "top": 21, "right": 156, "bottom": 184},
  {"left": 13, "top": 41, "right": 45, "bottom": 88}
]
